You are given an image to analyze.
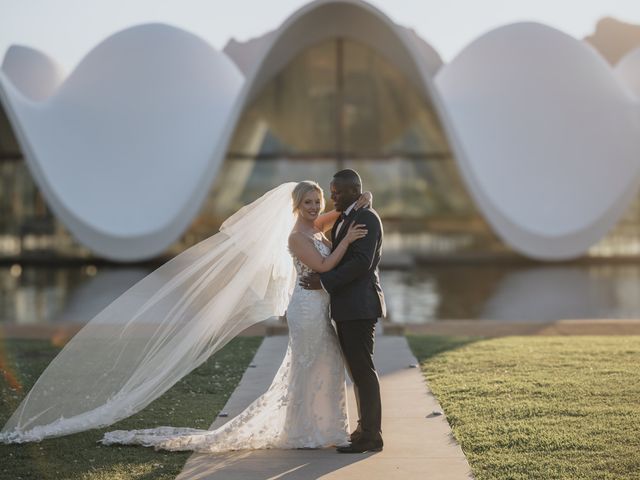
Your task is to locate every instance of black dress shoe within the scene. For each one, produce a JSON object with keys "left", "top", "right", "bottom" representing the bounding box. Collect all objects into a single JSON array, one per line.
[
  {"left": 349, "top": 422, "right": 362, "bottom": 442},
  {"left": 336, "top": 438, "right": 383, "bottom": 454}
]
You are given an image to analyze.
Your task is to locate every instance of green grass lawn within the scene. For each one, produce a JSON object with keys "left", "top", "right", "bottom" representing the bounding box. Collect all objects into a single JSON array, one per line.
[
  {"left": 0, "top": 336, "right": 263, "bottom": 480},
  {"left": 407, "top": 335, "right": 640, "bottom": 480}
]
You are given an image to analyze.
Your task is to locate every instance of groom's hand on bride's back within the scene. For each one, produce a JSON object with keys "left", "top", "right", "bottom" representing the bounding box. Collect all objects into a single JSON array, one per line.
[{"left": 300, "top": 272, "right": 323, "bottom": 290}]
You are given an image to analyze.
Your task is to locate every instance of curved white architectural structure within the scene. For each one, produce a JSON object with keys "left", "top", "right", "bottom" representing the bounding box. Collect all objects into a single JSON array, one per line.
[
  {"left": 1, "top": 45, "right": 65, "bottom": 100},
  {"left": 616, "top": 45, "right": 640, "bottom": 96},
  {"left": 1, "top": 0, "right": 640, "bottom": 261},
  {"left": 0, "top": 24, "right": 243, "bottom": 261},
  {"left": 435, "top": 22, "right": 640, "bottom": 259}
]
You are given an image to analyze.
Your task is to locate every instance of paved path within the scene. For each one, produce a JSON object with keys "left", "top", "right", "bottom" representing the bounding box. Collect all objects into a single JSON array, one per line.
[
  {"left": 176, "top": 328, "right": 474, "bottom": 479},
  {"left": 6, "top": 318, "right": 640, "bottom": 341}
]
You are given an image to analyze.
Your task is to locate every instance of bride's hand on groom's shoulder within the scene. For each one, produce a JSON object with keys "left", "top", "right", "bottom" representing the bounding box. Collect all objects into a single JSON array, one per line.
[{"left": 355, "top": 191, "right": 373, "bottom": 210}]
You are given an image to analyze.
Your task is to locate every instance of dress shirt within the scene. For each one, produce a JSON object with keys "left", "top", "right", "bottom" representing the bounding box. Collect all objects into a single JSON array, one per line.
[
  {"left": 320, "top": 200, "right": 358, "bottom": 293},
  {"left": 335, "top": 201, "right": 358, "bottom": 237}
]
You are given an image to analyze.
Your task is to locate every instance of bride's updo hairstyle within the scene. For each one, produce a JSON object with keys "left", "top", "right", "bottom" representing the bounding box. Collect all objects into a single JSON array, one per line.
[{"left": 292, "top": 180, "right": 325, "bottom": 214}]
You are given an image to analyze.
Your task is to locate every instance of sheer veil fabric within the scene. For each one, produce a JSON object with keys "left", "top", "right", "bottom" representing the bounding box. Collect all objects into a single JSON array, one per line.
[
  {"left": 1, "top": 182, "right": 299, "bottom": 443},
  {"left": 98, "top": 233, "right": 349, "bottom": 452}
]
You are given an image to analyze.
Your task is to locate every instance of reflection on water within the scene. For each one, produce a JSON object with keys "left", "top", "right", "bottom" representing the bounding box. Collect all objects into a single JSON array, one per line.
[
  {"left": 381, "top": 263, "right": 640, "bottom": 323},
  {"left": 0, "top": 265, "right": 150, "bottom": 325},
  {"left": 1, "top": 263, "right": 639, "bottom": 325}
]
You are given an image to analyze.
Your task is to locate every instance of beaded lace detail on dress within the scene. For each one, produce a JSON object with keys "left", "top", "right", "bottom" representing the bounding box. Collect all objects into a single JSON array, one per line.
[{"left": 99, "top": 234, "right": 349, "bottom": 452}]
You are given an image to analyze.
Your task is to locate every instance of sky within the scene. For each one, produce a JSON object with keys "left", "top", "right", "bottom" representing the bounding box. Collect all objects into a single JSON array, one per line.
[{"left": 2, "top": 0, "right": 640, "bottom": 73}]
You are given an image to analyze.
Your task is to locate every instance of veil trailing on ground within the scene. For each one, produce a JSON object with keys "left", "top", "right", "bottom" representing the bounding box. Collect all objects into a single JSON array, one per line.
[{"left": 0, "top": 182, "right": 298, "bottom": 443}]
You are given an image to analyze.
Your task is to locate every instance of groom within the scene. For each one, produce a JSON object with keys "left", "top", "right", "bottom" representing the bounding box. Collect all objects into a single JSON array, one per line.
[{"left": 300, "top": 168, "right": 386, "bottom": 454}]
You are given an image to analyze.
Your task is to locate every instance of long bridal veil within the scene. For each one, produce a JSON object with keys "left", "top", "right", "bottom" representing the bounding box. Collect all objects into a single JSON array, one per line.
[{"left": 1, "top": 182, "right": 298, "bottom": 443}]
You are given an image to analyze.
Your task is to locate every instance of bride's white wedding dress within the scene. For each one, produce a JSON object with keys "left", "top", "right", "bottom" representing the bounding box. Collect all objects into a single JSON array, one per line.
[{"left": 99, "top": 233, "right": 349, "bottom": 452}]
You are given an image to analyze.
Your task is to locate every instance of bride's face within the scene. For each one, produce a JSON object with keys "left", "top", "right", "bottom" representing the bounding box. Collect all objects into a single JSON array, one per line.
[{"left": 298, "top": 190, "right": 322, "bottom": 221}]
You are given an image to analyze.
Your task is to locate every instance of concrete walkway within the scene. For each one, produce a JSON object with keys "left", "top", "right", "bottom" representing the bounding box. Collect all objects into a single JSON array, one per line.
[
  {"left": 176, "top": 329, "right": 474, "bottom": 479},
  {"left": 5, "top": 318, "right": 640, "bottom": 341}
]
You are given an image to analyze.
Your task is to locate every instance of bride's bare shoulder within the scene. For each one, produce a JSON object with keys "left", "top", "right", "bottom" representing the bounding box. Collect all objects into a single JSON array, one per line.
[
  {"left": 288, "top": 230, "right": 312, "bottom": 247},
  {"left": 289, "top": 230, "right": 306, "bottom": 240}
]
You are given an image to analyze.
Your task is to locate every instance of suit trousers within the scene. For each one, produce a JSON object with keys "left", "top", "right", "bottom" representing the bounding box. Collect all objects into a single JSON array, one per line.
[{"left": 335, "top": 318, "right": 382, "bottom": 440}]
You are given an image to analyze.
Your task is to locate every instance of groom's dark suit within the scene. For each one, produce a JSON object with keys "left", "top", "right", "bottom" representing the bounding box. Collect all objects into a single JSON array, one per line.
[{"left": 319, "top": 205, "right": 386, "bottom": 442}]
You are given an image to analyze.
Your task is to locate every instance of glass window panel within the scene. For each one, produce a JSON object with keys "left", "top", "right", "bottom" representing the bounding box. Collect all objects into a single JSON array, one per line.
[
  {"left": 341, "top": 39, "right": 449, "bottom": 156},
  {"left": 0, "top": 105, "right": 21, "bottom": 156},
  {"left": 228, "top": 40, "right": 338, "bottom": 156}
]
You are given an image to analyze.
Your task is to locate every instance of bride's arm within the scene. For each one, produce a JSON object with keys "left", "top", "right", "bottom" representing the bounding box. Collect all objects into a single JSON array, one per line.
[
  {"left": 313, "top": 191, "right": 373, "bottom": 232},
  {"left": 288, "top": 224, "right": 367, "bottom": 273},
  {"left": 314, "top": 210, "right": 340, "bottom": 232}
]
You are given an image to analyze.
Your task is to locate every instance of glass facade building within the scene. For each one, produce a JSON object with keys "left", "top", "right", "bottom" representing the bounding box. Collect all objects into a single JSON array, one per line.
[{"left": 1, "top": 37, "right": 639, "bottom": 262}]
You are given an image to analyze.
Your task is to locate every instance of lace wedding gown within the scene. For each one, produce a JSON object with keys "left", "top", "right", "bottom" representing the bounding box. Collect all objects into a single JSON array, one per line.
[{"left": 99, "top": 234, "right": 349, "bottom": 452}]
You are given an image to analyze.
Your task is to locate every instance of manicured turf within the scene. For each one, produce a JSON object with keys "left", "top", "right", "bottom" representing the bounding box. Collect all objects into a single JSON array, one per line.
[
  {"left": 0, "top": 336, "right": 263, "bottom": 480},
  {"left": 407, "top": 335, "right": 640, "bottom": 480}
]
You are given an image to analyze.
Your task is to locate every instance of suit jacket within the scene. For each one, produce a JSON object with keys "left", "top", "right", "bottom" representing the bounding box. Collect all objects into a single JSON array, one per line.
[{"left": 319, "top": 206, "right": 386, "bottom": 322}]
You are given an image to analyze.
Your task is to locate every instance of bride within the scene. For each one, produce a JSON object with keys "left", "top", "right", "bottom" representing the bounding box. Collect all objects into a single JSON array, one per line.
[
  {"left": 0, "top": 181, "right": 372, "bottom": 453},
  {"left": 99, "top": 181, "right": 370, "bottom": 452}
]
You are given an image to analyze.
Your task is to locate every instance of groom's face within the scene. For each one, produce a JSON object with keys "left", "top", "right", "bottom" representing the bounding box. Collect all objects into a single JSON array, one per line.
[{"left": 330, "top": 180, "right": 358, "bottom": 212}]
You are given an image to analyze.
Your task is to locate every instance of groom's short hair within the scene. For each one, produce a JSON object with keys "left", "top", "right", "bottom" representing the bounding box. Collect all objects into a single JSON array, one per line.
[{"left": 333, "top": 169, "right": 362, "bottom": 193}]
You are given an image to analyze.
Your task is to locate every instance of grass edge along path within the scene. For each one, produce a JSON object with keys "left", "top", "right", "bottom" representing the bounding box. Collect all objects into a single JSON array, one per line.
[
  {"left": 0, "top": 336, "right": 263, "bottom": 480},
  {"left": 407, "top": 334, "right": 640, "bottom": 480}
]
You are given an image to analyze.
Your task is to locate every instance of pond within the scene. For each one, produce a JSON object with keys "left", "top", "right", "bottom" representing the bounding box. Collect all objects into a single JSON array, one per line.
[{"left": 1, "top": 262, "right": 639, "bottom": 326}]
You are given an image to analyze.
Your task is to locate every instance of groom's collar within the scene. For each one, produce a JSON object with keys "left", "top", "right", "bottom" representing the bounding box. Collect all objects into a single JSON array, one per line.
[{"left": 343, "top": 201, "right": 358, "bottom": 217}]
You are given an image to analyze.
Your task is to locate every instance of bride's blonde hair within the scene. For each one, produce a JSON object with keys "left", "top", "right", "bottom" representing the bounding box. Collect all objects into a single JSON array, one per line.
[{"left": 292, "top": 181, "right": 325, "bottom": 214}]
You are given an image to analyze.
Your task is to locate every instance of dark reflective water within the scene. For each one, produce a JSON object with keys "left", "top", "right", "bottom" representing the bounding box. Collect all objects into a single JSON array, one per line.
[
  {"left": 381, "top": 263, "right": 640, "bottom": 323},
  {"left": 1, "top": 263, "right": 639, "bottom": 325}
]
